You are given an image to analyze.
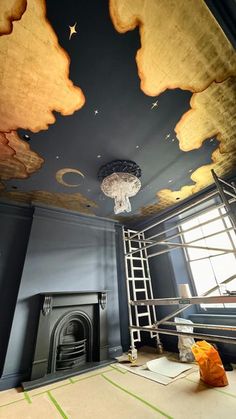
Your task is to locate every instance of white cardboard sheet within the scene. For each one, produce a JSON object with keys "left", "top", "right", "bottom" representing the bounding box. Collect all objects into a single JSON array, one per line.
[
  {"left": 146, "top": 356, "right": 193, "bottom": 378},
  {"left": 117, "top": 364, "right": 173, "bottom": 385},
  {"left": 117, "top": 357, "right": 194, "bottom": 385}
]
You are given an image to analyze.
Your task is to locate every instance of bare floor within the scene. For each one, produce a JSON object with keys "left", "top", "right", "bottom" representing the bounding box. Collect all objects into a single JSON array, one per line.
[{"left": 0, "top": 353, "right": 236, "bottom": 418}]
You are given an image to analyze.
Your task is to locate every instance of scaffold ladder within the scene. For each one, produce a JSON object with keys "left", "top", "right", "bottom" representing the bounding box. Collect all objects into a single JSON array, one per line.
[{"left": 123, "top": 228, "right": 161, "bottom": 350}]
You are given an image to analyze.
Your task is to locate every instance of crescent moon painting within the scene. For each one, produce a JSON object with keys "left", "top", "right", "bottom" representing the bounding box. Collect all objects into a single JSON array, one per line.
[{"left": 56, "top": 168, "right": 85, "bottom": 187}]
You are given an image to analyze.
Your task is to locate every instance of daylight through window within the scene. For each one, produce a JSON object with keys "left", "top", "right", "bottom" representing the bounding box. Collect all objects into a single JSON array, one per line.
[{"left": 180, "top": 207, "right": 236, "bottom": 309}]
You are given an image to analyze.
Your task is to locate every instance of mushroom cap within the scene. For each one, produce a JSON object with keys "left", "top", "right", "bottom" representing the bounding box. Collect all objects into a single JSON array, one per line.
[{"left": 101, "top": 172, "right": 141, "bottom": 198}]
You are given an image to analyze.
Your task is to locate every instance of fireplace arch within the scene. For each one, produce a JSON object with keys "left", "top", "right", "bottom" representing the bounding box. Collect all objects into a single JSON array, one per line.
[{"left": 49, "top": 310, "right": 93, "bottom": 373}]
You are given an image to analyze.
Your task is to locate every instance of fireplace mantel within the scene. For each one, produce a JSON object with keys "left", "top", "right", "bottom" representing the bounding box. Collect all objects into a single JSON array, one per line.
[{"left": 39, "top": 290, "right": 108, "bottom": 312}]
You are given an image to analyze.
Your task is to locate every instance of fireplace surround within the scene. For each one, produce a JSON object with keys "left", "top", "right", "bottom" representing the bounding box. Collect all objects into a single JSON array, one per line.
[{"left": 22, "top": 291, "right": 112, "bottom": 390}]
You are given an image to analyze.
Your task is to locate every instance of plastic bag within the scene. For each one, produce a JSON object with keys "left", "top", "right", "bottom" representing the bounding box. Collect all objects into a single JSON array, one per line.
[
  {"left": 192, "top": 340, "right": 228, "bottom": 387},
  {"left": 175, "top": 317, "right": 195, "bottom": 362}
]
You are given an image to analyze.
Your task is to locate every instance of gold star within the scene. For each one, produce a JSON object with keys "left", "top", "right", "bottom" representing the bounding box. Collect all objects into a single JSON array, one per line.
[
  {"left": 69, "top": 22, "right": 77, "bottom": 40},
  {"left": 151, "top": 100, "right": 158, "bottom": 110}
]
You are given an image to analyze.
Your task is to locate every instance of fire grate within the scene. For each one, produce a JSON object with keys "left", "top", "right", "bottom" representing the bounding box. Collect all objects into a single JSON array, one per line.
[{"left": 56, "top": 338, "right": 87, "bottom": 370}]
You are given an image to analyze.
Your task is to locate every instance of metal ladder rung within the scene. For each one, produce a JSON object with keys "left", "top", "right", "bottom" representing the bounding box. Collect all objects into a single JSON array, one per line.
[
  {"left": 126, "top": 256, "right": 143, "bottom": 260},
  {"left": 133, "top": 267, "right": 145, "bottom": 270},
  {"left": 130, "top": 250, "right": 144, "bottom": 253},
  {"left": 135, "top": 288, "right": 146, "bottom": 292},
  {"left": 128, "top": 277, "right": 150, "bottom": 280},
  {"left": 137, "top": 313, "right": 150, "bottom": 317}
]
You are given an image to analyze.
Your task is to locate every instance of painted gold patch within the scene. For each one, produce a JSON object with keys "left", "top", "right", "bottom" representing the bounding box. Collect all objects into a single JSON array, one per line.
[
  {"left": 175, "top": 77, "right": 236, "bottom": 152},
  {"left": 0, "top": 0, "right": 85, "bottom": 133},
  {"left": 0, "top": 132, "right": 15, "bottom": 159},
  {"left": 141, "top": 148, "right": 236, "bottom": 216},
  {"left": 0, "top": 0, "right": 27, "bottom": 35},
  {"left": 0, "top": 189, "right": 97, "bottom": 215},
  {"left": 109, "top": 0, "right": 236, "bottom": 95},
  {"left": 0, "top": 131, "right": 43, "bottom": 180}
]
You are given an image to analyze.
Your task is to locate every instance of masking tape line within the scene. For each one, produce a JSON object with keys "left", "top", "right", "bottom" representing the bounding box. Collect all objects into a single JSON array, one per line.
[
  {"left": 24, "top": 391, "right": 32, "bottom": 404},
  {"left": 101, "top": 373, "right": 173, "bottom": 419},
  {"left": 71, "top": 368, "right": 113, "bottom": 383},
  {"left": 31, "top": 368, "right": 114, "bottom": 396},
  {"left": 47, "top": 391, "right": 69, "bottom": 419},
  {"left": 110, "top": 364, "right": 128, "bottom": 374},
  {"left": 32, "top": 382, "right": 72, "bottom": 397},
  {"left": 0, "top": 398, "right": 26, "bottom": 409}
]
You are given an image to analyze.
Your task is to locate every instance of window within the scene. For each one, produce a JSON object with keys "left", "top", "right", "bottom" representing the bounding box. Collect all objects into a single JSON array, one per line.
[{"left": 180, "top": 207, "right": 236, "bottom": 309}]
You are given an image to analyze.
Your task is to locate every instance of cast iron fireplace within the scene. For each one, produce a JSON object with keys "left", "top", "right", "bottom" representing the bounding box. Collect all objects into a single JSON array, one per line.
[
  {"left": 50, "top": 310, "right": 92, "bottom": 372},
  {"left": 22, "top": 291, "right": 110, "bottom": 390}
]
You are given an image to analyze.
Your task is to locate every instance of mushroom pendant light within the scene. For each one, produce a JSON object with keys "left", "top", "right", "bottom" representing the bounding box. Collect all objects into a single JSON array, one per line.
[{"left": 98, "top": 160, "right": 141, "bottom": 214}]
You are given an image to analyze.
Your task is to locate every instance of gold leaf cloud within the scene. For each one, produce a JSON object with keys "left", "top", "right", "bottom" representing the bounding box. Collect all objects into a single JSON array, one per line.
[
  {"left": 0, "top": 189, "right": 98, "bottom": 215},
  {"left": 144, "top": 77, "right": 235, "bottom": 217},
  {"left": 141, "top": 148, "right": 236, "bottom": 216},
  {"left": 0, "top": 0, "right": 85, "bottom": 133},
  {"left": 109, "top": 0, "right": 236, "bottom": 96},
  {"left": 0, "top": 0, "right": 27, "bottom": 35},
  {"left": 175, "top": 77, "right": 236, "bottom": 152},
  {"left": 0, "top": 131, "right": 43, "bottom": 180}
]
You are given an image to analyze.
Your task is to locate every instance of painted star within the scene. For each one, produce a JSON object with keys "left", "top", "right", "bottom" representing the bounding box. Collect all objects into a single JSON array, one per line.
[
  {"left": 151, "top": 100, "right": 158, "bottom": 110},
  {"left": 69, "top": 22, "right": 77, "bottom": 40}
]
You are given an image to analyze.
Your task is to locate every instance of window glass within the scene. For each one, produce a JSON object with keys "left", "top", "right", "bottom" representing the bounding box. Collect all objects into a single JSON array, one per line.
[
  {"left": 198, "top": 208, "right": 219, "bottom": 223},
  {"left": 189, "top": 259, "right": 216, "bottom": 295},
  {"left": 205, "top": 233, "right": 233, "bottom": 253},
  {"left": 201, "top": 219, "right": 225, "bottom": 237},
  {"left": 186, "top": 239, "right": 211, "bottom": 260},
  {"left": 182, "top": 226, "right": 202, "bottom": 243},
  {"left": 210, "top": 254, "right": 236, "bottom": 283}
]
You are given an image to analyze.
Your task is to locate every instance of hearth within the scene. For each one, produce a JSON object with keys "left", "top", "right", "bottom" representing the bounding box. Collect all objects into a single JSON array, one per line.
[{"left": 22, "top": 291, "right": 112, "bottom": 390}]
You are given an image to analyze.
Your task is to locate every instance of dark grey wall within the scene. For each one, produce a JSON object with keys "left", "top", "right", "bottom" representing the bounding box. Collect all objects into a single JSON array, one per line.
[
  {"left": 0, "top": 204, "right": 122, "bottom": 389},
  {"left": 0, "top": 201, "right": 33, "bottom": 376}
]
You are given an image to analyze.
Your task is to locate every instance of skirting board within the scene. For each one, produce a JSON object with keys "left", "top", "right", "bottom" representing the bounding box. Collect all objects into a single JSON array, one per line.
[
  {"left": 108, "top": 345, "right": 123, "bottom": 358},
  {"left": 0, "top": 371, "right": 27, "bottom": 391}
]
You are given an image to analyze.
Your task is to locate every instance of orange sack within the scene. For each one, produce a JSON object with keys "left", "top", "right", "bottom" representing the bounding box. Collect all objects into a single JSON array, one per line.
[{"left": 192, "top": 340, "right": 228, "bottom": 387}]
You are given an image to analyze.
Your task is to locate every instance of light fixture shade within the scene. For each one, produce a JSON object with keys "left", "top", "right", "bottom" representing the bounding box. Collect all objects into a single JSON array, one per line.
[
  {"left": 98, "top": 160, "right": 142, "bottom": 215},
  {"left": 101, "top": 172, "right": 141, "bottom": 214}
]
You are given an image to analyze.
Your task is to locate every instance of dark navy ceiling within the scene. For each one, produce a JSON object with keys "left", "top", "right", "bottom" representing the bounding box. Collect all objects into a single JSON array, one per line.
[{"left": 0, "top": 0, "right": 235, "bottom": 220}]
